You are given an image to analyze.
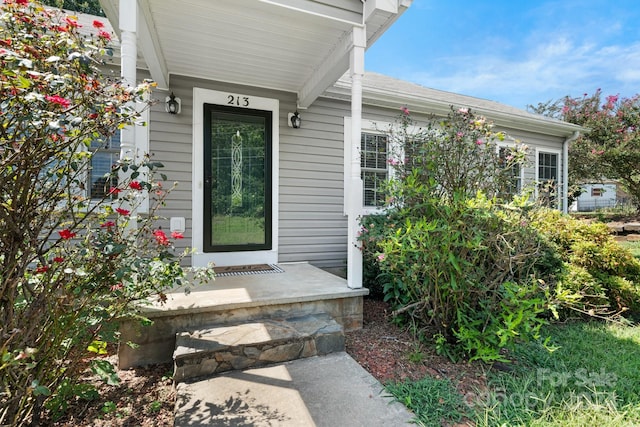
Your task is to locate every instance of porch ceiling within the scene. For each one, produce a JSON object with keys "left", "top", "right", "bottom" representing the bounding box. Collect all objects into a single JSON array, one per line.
[{"left": 99, "top": 0, "right": 411, "bottom": 108}]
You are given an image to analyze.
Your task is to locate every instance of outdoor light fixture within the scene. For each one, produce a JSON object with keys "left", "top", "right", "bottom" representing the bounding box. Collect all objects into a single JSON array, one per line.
[
  {"left": 165, "top": 92, "right": 181, "bottom": 114},
  {"left": 288, "top": 111, "right": 301, "bottom": 128}
]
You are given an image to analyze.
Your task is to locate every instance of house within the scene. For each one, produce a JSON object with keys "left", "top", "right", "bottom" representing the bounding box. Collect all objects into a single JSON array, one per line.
[
  {"left": 95, "top": 0, "right": 582, "bottom": 287},
  {"left": 574, "top": 181, "right": 629, "bottom": 212},
  {"left": 88, "top": 1, "right": 583, "bottom": 368}
]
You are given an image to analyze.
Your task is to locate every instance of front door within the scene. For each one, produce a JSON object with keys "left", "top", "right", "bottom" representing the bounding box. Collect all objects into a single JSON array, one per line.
[{"left": 203, "top": 104, "right": 272, "bottom": 252}]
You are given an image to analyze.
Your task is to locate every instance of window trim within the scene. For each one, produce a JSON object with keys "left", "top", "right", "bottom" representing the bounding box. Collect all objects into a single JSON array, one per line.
[{"left": 344, "top": 118, "right": 400, "bottom": 215}]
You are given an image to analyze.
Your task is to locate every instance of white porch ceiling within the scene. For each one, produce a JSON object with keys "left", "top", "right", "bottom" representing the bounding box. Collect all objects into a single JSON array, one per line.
[{"left": 99, "top": 0, "right": 410, "bottom": 108}]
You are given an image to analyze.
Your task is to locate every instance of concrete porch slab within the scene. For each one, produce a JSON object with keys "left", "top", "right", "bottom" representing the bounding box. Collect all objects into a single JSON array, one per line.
[
  {"left": 144, "top": 262, "right": 367, "bottom": 316},
  {"left": 174, "top": 352, "right": 415, "bottom": 426}
]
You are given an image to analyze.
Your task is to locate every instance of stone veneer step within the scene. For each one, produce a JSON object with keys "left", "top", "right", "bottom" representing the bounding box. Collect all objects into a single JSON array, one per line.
[{"left": 173, "top": 313, "right": 345, "bottom": 383}]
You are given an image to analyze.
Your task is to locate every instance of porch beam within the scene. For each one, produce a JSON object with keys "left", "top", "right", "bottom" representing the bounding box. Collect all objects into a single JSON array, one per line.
[
  {"left": 137, "top": 0, "right": 170, "bottom": 90},
  {"left": 364, "top": 0, "right": 412, "bottom": 45},
  {"left": 346, "top": 26, "right": 366, "bottom": 289},
  {"left": 297, "top": 28, "right": 357, "bottom": 109}
]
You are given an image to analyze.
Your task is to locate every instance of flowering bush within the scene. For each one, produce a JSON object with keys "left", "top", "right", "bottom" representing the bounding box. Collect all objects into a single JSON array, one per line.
[
  {"left": 360, "top": 108, "right": 557, "bottom": 362},
  {"left": 0, "top": 1, "right": 212, "bottom": 424},
  {"left": 531, "top": 90, "right": 640, "bottom": 211},
  {"left": 382, "top": 106, "right": 528, "bottom": 205}
]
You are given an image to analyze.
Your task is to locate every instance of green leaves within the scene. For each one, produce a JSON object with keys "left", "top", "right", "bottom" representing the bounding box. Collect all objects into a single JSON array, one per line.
[
  {"left": 31, "top": 380, "right": 51, "bottom": 397},
  {"left": 360, "top": 106, "right": 555, "bottom": 363},
  {"left": 90, "top": 359, "right": 120, "bottom": 386}
]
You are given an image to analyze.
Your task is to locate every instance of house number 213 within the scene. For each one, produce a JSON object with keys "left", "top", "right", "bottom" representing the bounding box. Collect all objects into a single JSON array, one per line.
[{"left": 227, "top": 95, "right": 250, "bottom": 107}]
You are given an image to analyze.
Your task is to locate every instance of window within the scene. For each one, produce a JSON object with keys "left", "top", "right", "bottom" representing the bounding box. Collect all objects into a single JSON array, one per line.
[
  {"left": 591, "top": 188, "right": 604, "bottom": 197},
  {"left": 361, "top": 132, "right": 388, "bottom": 207},
  {"left": 499, "top": 146, "right": 522, "bottom": 196},
  {"left": 89, "top": 131, "right": 120, "bottom": 199},
  {"left": 538, "top": 151, "right": 559, "bottom": 206}
]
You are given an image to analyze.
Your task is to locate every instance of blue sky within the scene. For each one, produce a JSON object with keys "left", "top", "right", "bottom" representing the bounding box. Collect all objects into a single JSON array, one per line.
[{"left": 366, "top": 0, "right": 640, "bottom": 109}]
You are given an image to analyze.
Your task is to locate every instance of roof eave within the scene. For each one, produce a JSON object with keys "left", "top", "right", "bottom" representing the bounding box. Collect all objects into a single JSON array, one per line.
[{"left": 325, "top": 80, "right": 585, "bottom": 138}]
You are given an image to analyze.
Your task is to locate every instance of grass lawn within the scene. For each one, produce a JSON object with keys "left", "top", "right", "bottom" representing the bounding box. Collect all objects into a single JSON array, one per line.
[{"left": 387, "top": 321, "right": 640, "bottom": 427}]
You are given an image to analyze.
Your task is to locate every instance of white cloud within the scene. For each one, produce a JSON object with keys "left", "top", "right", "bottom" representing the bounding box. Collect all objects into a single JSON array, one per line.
[{"left": 402, "top": 37, "right": 640, "bottom": 108}]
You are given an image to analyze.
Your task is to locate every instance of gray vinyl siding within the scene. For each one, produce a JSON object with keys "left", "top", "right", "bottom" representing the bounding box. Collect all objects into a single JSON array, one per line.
[
  {"left": 147, "top": 74, "right": 568, "bottom": 270},
  {"left": 278, "top": 97, "right": 349, "bottom": 267},
  {"left": 149, "top": 75, "right": 350, "bottom": 268}
]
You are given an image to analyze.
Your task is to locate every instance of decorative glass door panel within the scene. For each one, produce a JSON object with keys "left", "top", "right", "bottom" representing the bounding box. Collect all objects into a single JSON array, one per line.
[{"left": 203, "top": 104, "right": 272, "bottom": 252}]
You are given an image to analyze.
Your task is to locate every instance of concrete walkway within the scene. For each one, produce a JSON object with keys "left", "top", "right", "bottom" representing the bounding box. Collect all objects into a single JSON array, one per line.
[{"left": 174, "top": 352, "right": 415, "bottom": 426}]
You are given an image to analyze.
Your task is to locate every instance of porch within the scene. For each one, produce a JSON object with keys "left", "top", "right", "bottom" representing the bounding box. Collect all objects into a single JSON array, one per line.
[{"left": 118, "top": 263, "right": 368, "bottom": 369}]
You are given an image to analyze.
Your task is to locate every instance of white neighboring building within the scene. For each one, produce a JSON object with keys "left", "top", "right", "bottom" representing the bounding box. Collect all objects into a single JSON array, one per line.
[{"left": 576, "top": 183, "right": 618, "bottom": 211}]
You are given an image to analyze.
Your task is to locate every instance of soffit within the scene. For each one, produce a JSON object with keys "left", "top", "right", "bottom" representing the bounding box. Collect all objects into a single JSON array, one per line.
[{"left": 98, "top": 0, "right": 408, "bottom": 107}]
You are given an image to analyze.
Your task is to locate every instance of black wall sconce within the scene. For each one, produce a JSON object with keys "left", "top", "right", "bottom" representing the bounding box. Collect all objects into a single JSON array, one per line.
[
  {"left": 165, "top": 92, "right": 181, "bottom": 114},
  {"left": 288, "top": 111, "right": 301, "bottom": 128}
]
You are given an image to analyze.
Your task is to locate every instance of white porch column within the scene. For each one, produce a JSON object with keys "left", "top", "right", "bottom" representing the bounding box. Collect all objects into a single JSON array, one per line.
[
  {"left": 119, "top": 0, "right": 136, "bottom": 162},
  {"left": 347, "top": 26, "right": 366, "bottom": 289},
  {"left": 119, "top": 0, "right": 138, "bottom": 219}
]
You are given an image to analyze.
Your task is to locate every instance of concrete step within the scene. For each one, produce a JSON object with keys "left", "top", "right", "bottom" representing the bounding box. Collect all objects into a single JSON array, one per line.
[{"left": 173, "top": 313, "right": 345, "bottom": 383}]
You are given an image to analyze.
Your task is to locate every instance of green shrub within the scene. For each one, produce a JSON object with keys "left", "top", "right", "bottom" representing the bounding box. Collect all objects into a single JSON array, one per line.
[
  {"left": 531, "top": 209, "right": 640, "bottom": 318},
  {"left": 364, "top": 193, "right": 552, "bottom": 362},
  {"left": 359, "top": 107, "right": 557, "bottom": 362},
  {"left": 361, "top": 214, "right": 390, "bottom": 300}
]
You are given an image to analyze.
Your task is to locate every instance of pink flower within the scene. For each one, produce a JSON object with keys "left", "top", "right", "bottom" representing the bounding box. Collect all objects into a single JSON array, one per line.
[
  {"left": 16, "top": 0, "right": 28, "bottom": 5},
  {"left": 97, "top": 30, "right": 111, "bottom": 41},
  {"left": 58, "top": 229, "right": 76, "bottom": 240},
  {"left": 129, "top": 181, "right": 142, "bottom": 190},
  {"left": 115, "top": 208, "right": 130, "bottom": 216},
  {"left": 400, "top": 106, "right": 410, "bottom": 115},
  {"left": 377, "top": 253, "right": 386, "bottom": 262},
  {"left": 387, "top": 158, "right": 399, "bottom": 166},
  {"left": 171, "top": 231, "right": 184, "bottom": 239},
  {"left": 476, "top": 139, "right": 483, "bottom": 145},
  {"left": 100, "top": 221, "right": 116, "bottom": 228},
  {"left": 92, "top": 20, "right": 104, "bottom": 29},
  {"left": 458, "top": 108, "right": 469, "bottom": 114},
  {"left": 45, "top": 95, "right": 71, "bottom": 109},
  {"left": 153, "top": 230, "right": 169, "bottom": 246}
]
